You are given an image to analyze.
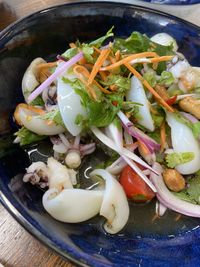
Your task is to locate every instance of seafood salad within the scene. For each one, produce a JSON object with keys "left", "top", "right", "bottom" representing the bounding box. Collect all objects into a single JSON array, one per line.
[{"left": 13, "top": 28, "right": 200, "bottom": 234}]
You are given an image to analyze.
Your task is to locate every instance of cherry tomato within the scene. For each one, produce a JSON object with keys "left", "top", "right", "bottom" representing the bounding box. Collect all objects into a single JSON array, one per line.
[
  {"left": 166, "top": 95, "right": 177, "bottom": 106},
  {"left": 119, "top": 165, "right": 155, "bottom": 202}
]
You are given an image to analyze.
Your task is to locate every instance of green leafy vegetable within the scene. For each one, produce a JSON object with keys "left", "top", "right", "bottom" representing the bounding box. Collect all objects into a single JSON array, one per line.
[
  {"left": 165, "top": 152, "right": 194, "bottom": 168},
  {"left": 174, "top": 112, "right": 200, "bottom": 139},
  {"left": 143, "top": 69, "right": 157, "bottom": 87},
  {"left": 14, "top": 127, "right": 46, "bottom": 146},
  {"left": 100, "top": 74, "right": 131, "bottom": 93},
  {"left": 75, "top": 88, "right": 123, "bottom": 128},
  {"left": 173, "top": 175, "right": 200, "bottom": 204},
  {"left": 39, "top": 110, "right": 65, "bottom": 128},
  {"left": 89, "top": 26, "right": 114, "bottom": 48},
  {"left": 62, "top": 47, "right": 79, "bottom": 59},
  {"left": 30, "top": 95, "right": 44, "bottom": 106},
  {"left": 157, "top": 71, "right": 174, "bottom": 86},
  {"left": 152, "top": 113, "right": 164, "bottom": 127},
  {"left": 82, "top": 44, "right": 94, "bottom": 63},
  {"left": 113, "top": 31, "right": 174, "bottom": 74},
  {"left": 173, "top": 191, "right": 197, "bottom": 204}
]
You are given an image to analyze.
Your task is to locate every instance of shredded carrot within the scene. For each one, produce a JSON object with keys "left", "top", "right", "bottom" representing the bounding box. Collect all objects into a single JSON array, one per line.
[
  {"left": 73, "top": 65, "right": 97, "bottom": 99},
  {"left": 93, "top": 47, "right": 101, "bottom": 54},
  {"left": 109, "top": 55, "right": 116, "bottom": 64},
  {"left": 73, "top": 65, "right": 111, "bottom": 97},
  {"left": 69, "top": 43, "right": 77, "bottom": 48},
  {"left": 160, "top": 121, "right": 166, "bottom": 153},
  {"left": 115, "top": 50, "right": 121, "bottom": 61},
  {"left": 99, "top": 71, "right": 108, "bottom": 82},
  {"left": 14, "top": 103, "right": 45, "bottom": 125},
  {"left": 100, "top": 52, "right": 158, "bottom": 71},
  {"left": 87, "top": 49, "right": 111, "bottom": 85},
  {"left": 110, "top": 85, "right": 118, "bottom": 91},
  {"left": 150, "top": 55, "right": 173, "bottom": 63},
  {"left": 124, "top": 62, "right": 174, "bottom": 112}
]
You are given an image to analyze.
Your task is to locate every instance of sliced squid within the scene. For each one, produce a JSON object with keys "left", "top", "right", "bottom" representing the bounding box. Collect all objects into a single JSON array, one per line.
[
  {"left": 14, "top": 104, "right": 64, "bottom": 135},
  {"left": 150, "top": 33, "right": 178, "bottom": 51},
  {"left": 43, "top": 188, "right": 103, "bottom": 223},
  {"left": 91, "top": 169, "right": 129, "bottom": 234},
  {"left": 22, "top": 58, "right": 46, "bottom": 102},
  {"left": 47, "top": 157, "right": 73, "bottom": 190},
  {"left": 126, "top": 76, "right": 155, "bottom": 132},
  {"left": 166, "top": 112, "right": 200, "bottom": 174},
  {"left": 57, "top": 71, "right": 87, "bottom": 136}
]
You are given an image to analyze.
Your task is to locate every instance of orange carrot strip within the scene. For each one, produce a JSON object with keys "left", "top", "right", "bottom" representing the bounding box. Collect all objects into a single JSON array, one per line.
[
  {"left": 150, "top": 55, "right": 173, "bottom": 63},
  {"left": 109, "top": 55, "right": 116, "bottom": 64},
  {"left": 87, "top": 49, "right": 111, "bottom": 85},
  {"left": 99, "top": 71, "right": 108, "bottom": 81},
  {"left": 124, "top": 62, "right": 174, "bottom": 112},
  {"left": 73, "top": 66, "right": 97, "bottom": 99},
  {"left": 160, "top": 121, "right": 166, "bottom": 153},
  {"left": 74, "top": 65, "right": 111, "bottom": 95},
  {"left": 100, "top": 52, "right": 158, "bottom": 71},
  {"left": 93, "top": 47, "right": 101, "bottom": 54}
]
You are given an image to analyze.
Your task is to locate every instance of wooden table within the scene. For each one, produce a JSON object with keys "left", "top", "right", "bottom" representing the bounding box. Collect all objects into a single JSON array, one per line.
[{"left": 0, "top": 0, "right": 200, "bottom": 266}]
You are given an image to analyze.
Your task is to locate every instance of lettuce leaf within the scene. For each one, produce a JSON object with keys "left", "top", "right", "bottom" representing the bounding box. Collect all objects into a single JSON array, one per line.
[
  {"left": 14, "top": 127, "right": 46, "bottom": 146},
  {"left": 165, "top": 152, "right": 194, "bottom": 168}
]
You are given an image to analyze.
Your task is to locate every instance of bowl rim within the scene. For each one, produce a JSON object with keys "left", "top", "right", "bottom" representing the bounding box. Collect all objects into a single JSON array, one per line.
[{"left": 1, "top": 1, "right": 200, "bottom": 266}]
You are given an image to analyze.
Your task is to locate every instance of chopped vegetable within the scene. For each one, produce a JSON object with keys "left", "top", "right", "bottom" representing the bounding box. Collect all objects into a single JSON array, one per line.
[
  {"left": 14, "top": 127, "right": 46, "bottom": 146},
  {"left": 165, "top": 152, "right": 194, "bottom": 168}
]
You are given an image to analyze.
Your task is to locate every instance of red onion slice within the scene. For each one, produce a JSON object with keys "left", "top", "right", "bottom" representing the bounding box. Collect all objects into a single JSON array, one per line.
[{"left": 28, "top": 52, "right": 83, "bottom": 102}]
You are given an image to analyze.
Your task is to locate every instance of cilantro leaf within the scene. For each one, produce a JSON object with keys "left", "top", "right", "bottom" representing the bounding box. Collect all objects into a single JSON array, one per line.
[
  {"left": 89, "top": 26, "right": 114, "bottom": 48},
  {"left": 113, "top": 31, "right": 174, "bottom": 74},
  {"left": 14, "top": 127, "right": 46, "bottom": 146},
  {"left": 62, "top": 47, "right": 79, "bottom": 59},
  {"left": 165, "top": 152, "right": 194, "bottom": 168},
  {"left": 100, "top": 74, "right": 131, "bottom": 93},
  {"left": 75, "top": 88, "right": 123, "bottom": 128},
  {"left": 173, "top": 175, "right": 200, "bottom": 204},
  {"left": 187, "top": 176, "right": 200, "bottom": 204}
]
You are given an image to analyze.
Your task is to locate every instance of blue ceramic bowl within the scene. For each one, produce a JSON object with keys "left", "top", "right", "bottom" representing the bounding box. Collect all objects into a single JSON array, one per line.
[
  {"left": 140, "top": 0, "right": 200, "bottom": 5},
  {"left": 1, "top": 2, "right": 200, "bottom": 266}
]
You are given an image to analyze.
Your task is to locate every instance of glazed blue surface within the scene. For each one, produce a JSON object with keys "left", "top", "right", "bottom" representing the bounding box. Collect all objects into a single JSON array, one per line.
[
  {"left": 1, "top": 2, "right": 200, "bottom": 266},
  {"left": 140, "top": 0, "right": 200, "bottom": 5}
]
